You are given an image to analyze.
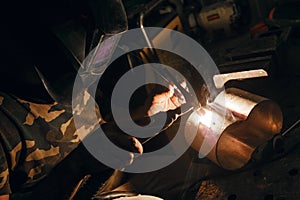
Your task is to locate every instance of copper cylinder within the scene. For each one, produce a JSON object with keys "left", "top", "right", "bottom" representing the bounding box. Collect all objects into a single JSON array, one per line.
[{"left": 185, "top": 88, "right": 283, "bottom": 170}]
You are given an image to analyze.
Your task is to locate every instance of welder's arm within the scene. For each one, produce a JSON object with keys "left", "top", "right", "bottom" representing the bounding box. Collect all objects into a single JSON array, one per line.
[{"left": 0, "top": 142, "right": 11, "bottom": 200}]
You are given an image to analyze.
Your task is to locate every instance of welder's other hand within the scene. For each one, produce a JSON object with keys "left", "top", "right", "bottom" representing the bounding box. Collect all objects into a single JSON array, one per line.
[
  {"left": 147, "top": 83, "right": 187, "bottom": 116},
  {"left": 102, "top": 122, "right": 143, "bottom": 154},
  {"left": 99, "top": 123, "right": 143, "bottom": 167}
]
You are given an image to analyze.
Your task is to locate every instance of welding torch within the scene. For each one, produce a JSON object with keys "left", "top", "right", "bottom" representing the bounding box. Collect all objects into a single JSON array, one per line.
[{"left": 131, "top": 60, "right": 199, "bottom": 145}]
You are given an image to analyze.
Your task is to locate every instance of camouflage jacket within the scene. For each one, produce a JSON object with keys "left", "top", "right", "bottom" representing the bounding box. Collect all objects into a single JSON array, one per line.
[{"left": 0, "top": 92, "right": 83, "bottom": 195}]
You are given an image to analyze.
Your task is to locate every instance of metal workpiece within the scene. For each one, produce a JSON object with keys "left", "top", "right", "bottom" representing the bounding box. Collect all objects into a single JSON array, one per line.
[{"left": 185, "top": 88, "right": 283, "bottom": 170}]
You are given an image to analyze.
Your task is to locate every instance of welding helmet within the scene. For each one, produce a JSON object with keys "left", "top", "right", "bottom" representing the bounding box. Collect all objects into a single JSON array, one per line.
[{"left": 1, "top": 0, "right": 127, "bottom": 104}]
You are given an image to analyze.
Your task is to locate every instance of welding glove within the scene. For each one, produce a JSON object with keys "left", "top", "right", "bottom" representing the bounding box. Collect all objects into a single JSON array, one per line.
[
  {"left": 125, "top": 82, "right": 192, "bottom": 140},
  {"left": 147, "top": 83, "right": 187, "bottom": 116}
]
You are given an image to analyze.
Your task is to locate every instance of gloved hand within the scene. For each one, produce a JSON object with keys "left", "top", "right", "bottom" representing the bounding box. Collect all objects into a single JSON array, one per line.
[{"left": 147, "top": 83, "right": 187, "bottom": 116}]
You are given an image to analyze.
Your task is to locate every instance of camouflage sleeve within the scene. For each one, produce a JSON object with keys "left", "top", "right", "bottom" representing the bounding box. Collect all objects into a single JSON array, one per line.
[{"left": 0, "top": 143, "right": 11, "bottom": 195}]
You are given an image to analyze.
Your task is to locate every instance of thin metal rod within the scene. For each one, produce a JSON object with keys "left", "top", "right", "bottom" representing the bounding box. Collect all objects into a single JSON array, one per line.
[
  {"left": 141, "top": 107, "right": 193, "bottom": 145},
  {"left": 282, "top": 119, "right": 300, "bottom": 136}
]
